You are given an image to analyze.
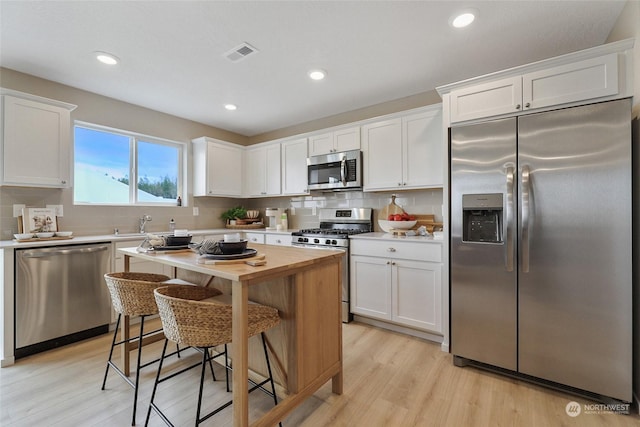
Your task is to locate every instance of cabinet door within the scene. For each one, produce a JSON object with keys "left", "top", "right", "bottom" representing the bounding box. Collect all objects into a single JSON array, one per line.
[
  {"left": 264, "top": 144, "right": 281, "bottom": 195},
  {"left": 450, "top": 76, "right": 523, "bottom": 123},
  {"left": 522, "top": 53, "right": 619, "bottom": 111},
  {"left": 308, "top": 132, "right": 334, "bottom": 156},
  {"left": 403, "top": 109, "right": 443, "bottom": 188},
  {"left": 350, "top": 255, "right": 391, "bottom": 320},
  {"left": 2, "top": 95, "right": 72, "bottom": 187},
  {"left": 362, "top": 118, "right": 403, "bottom": 191},
  {"left": 245, "top": 147, "right": 266, "bottom": 196},
  {"left": 206, "top": 141, "right": 243, "bottom": 197},
  {"left": 114, "top": 241, "right": 171, "bottom": 275},
  {"left": 334, "top": 126, "right": 360, "bottom": 152},
  {"left": 392, "top": 260, "right": 442, "bottom": 332},
  {"left": 281, "top": 138, "right": 309, "bottom": 195}
]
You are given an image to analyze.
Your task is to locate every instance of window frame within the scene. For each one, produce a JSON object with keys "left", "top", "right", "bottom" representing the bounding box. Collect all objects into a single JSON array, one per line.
[{"left": 73, "top": 121, "right": 187, "bottom": 206}]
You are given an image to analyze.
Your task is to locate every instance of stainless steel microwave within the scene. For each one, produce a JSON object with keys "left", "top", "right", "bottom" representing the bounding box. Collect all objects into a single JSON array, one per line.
[{"left": 307, "top": 149, "right": 362, "bottom": 191}]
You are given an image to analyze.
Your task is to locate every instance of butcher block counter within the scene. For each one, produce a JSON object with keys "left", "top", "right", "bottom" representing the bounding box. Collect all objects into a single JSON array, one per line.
[{"left": 119, "top": 243, "right": 344, "bottom": 427}]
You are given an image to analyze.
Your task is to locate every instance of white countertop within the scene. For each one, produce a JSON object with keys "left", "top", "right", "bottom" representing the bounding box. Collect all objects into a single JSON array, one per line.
[
  {"left": 0, "top": 228, "right": 298, "bottom": 249},
  {"left": 351, "top": 232, "right": 443, "bottom": 243}
]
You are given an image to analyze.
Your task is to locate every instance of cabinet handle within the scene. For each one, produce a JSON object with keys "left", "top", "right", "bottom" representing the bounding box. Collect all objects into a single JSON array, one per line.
[
  {"left": 525, "top": 102, "right": 531, "bottom": 108},
  {"left": 387, "top": 247, "right": 396, "bottom": 252},
  {"left": 61, "top": 180, "right": 67, "bottom": 184},
  {"left": 398, "top": 183, "right": 402, "bottom": 186},
  {"left": 515, "top": 104, "right": 521, "bottom": 110},
  {"left": 276, "top": 239, "right": 281, "bottom": 243},
  {"left": 386, "top": 261, "right": 391, "bottom": 265},
  {"left": 391, "top": 261, "right": 396, "bottom": 266}
]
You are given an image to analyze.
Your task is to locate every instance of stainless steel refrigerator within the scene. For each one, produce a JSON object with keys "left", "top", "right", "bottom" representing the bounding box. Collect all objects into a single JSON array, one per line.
[{"left": 450, "top": 98, "right": 632, "bottom": 402}]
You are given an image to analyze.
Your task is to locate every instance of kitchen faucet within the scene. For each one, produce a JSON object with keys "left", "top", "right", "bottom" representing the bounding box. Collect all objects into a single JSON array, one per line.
[{"left": 139, "top": 215, "right": 152, "bottom": 233}]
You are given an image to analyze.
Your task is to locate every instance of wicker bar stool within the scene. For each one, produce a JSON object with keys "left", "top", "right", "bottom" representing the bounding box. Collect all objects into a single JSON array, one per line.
[
  {"left": 146, "top": 284, "right": 281, "bottom": 427},
  {"left": 102, "top": 272, "right": 221, "bottom": 426}
]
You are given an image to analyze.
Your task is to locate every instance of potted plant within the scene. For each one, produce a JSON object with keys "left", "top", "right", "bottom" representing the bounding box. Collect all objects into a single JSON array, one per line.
[{"left": 221, "top": 206, "right": 247, "bottom": 225}]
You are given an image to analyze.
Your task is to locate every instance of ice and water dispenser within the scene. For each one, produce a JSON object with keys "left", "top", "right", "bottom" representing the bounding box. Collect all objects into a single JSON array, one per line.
[{"left": 462, "top": 193, "right": 503, "bottom": 243}]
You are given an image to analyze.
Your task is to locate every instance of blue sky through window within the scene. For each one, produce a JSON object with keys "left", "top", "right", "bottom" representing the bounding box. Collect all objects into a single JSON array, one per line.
[{"left": 74, "top": 125, "right": 181, "bottom": 204}]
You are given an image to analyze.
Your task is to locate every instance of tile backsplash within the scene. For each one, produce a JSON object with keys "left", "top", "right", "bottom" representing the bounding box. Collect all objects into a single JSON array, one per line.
[{"left": 0, "top": 186, "right": 443, "bottom": 239}]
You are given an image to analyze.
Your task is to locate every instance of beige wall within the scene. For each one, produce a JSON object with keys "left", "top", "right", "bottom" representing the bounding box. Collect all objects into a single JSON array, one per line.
[
  {"left": 249, "top": 90, "right": 442, "bottom": 144},
  {"left": 606, "top": 0, "right": 640, "bottom": 118}
]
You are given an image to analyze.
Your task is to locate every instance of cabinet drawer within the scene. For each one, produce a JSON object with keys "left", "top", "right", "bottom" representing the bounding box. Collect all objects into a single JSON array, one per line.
[
  {"left": 350, "top": 239, "right": 441, "bottom": 262},
  {"left": 265, "top": 234, "right": 291, "bottom": 246},
  {"left": 245, "top": 232, "right": 265, "bottom": 244}
]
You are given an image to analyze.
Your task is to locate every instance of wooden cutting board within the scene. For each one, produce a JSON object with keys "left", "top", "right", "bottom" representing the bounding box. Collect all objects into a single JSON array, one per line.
[
  {"left": 197, "top": 253, "right": 266, "bottom": 265},
  {"left": 379, "top": 194, "right": 405, "bottom": 220}
]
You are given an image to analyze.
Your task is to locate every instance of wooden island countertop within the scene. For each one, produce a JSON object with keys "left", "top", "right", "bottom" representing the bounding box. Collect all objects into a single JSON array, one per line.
[{"left": 118, "top": 243, "right": 344, "bottom": 427}]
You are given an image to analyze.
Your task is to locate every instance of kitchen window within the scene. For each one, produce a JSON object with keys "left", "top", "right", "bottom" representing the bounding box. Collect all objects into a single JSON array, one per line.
[{"left": 73, "top": 122, "right": 185, "bottom": 205}]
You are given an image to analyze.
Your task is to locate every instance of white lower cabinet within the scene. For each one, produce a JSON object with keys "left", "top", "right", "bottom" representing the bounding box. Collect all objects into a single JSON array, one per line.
[
  {"left": 245, "top": 232, "right": 265, "bottom": 244},
  {"left": 265, "top": 233, "right": 291, "bottom": 246},
  {"left": 350, "top": 239, "right": 442, "bottom": 333},
  {"left": 113, "top": 241, "right": 172, "bottom": 276}
]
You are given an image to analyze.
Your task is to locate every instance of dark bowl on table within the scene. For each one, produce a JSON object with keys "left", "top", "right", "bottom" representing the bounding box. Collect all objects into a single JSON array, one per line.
[
  {"left": 165, "top": 235, "right": 192, "bottom": 246},
  {"left": 218, "top": 239, "right": 248, "bottom": 255}
]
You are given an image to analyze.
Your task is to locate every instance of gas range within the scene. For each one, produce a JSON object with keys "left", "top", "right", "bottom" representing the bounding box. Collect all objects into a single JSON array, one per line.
[{"left": 291, "top": 208, "right": 373, "bottom": 248}]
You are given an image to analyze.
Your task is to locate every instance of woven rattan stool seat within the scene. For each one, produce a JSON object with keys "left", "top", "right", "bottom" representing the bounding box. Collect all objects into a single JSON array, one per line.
[
  {"left": 154, "top": 284, "right": 280, "bottom": 348},
  {"left": 104, "top": 272, "right": 171, "bottom": 317}
]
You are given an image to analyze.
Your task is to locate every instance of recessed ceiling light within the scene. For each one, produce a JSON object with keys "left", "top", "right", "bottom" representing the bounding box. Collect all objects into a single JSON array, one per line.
[
  {"left": 224, "top": 104, "right": 237, "bottom": 111},
  {"left": 450, "top": 11, "right": 476, "bottom": 28},
  {"left": 308, "top": 69, "right": 327, "bottom": 81},
  {"left": 95, "top": 51, "right": 119, "bottom": 65}
]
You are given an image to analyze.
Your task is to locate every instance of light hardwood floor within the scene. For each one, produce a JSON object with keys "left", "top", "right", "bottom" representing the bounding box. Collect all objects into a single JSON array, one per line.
[{"left": 1, "top": 321, "right": 638, "bottom": 426}]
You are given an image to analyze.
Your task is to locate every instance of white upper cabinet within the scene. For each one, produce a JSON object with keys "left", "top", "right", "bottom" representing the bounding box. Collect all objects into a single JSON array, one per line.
[
  {"left": 245, "top": 143, "right": 281, "bottom": 197},
  {"left": 1, "top": 92, "right": 76, "bottom": 188},
  {"left": 281, "top": 137, "right": 309, "bottom": 196},
  {"left": 449, "top": 76, "right": 523, "bottom": 123},
  {"left": 308, "top": 126, "right": 360, "bottom": 157},
  {"left": 522, "top": 53, "right": 618, "bottom": 110},
  {"left": 192, "top": 137, "right": 243, "bottom": 197},
  {"left": 445, "top": 44, "right": 630, "bottom": 124},
  {"left": 363, "top": 105, "right": 443, "bottom": 191}
]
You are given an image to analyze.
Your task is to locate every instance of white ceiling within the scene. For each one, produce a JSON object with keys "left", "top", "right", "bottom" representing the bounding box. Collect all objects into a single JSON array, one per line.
[{"left": 0, "top": 1, "right": 626, "bottom": 137}]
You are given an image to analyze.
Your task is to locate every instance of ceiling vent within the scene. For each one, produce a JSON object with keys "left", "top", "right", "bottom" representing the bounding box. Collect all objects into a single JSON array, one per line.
[{"left": 225, "top": 42, "right": 258, "bottom": 62}]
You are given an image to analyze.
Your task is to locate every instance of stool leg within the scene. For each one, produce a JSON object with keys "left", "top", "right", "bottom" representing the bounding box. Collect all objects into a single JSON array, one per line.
[
  {"left": 224, "top": 344, "right": 230, "bottom": 392},
  {"left": 131, "top": 315, "right": 147, "bottom": 426},
  {"left": 145, "top": 339, "right": 169, "bottom": 427},
  {"left": 261, "top": 332, "right": 282, "bottom": 427},
  {"left": 101, "top": 313, "right": 121, "bottom": 390},
  {"left": 195, "top": 348, "right": 209, "bottom": 426}
]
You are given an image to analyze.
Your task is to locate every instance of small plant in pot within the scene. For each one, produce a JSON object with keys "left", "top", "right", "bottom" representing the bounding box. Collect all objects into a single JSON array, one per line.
[{"left": 221, "top": 206, "right": 247, "bottom": 225}]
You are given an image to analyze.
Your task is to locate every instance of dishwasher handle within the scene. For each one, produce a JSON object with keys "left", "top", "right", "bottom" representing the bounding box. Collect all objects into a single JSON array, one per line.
[{"left": 21, "top": 245, "right": 110, "bottom": 258}]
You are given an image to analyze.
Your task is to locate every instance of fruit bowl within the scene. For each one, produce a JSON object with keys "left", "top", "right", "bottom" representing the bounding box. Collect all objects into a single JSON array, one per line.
[{"left": 378, "top": 219, "right": 417, "bottom": 233}]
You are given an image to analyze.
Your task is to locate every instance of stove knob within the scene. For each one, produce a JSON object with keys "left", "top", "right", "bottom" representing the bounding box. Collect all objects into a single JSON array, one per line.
[
  {"left": 325, "top": 239, "right": 331, "bottom": 245},
  {"left": 303, "top": 237, "right": 309, "bottom": 243},
  {"left": 332, "top": 240, "right": 338, "bottom": 245},
  {"left": 314, "top": 238, "right": 320, "bottom": 244}
]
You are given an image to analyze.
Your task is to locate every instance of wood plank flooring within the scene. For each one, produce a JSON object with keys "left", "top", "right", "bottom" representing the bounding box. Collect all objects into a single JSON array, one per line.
[{"left": 1, "top": 320, "right": 638, "bottom": 426}]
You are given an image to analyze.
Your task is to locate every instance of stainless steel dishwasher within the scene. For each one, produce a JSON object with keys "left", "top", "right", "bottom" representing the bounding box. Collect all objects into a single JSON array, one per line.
[{"left": 15, "top": 242, "right": 112, "bottom": 358}]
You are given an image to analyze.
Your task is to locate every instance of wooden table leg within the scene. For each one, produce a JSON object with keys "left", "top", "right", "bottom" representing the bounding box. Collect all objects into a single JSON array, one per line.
[{"left": 232, "top": 279, "right": 249, "bottom": 427}]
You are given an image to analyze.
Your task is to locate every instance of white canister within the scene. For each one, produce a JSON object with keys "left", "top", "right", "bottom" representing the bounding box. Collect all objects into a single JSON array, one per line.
[{"left": 224, "top": 233, "right": 240, "bottom": 242}]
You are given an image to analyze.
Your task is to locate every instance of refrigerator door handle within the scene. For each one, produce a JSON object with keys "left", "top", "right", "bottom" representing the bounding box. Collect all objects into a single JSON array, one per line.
[
  {"left": 505, "top": 166, "right": 514, "bottom": 272},
  {"left": 521, "top": 165, "right": 531, "bottom": 272}
]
